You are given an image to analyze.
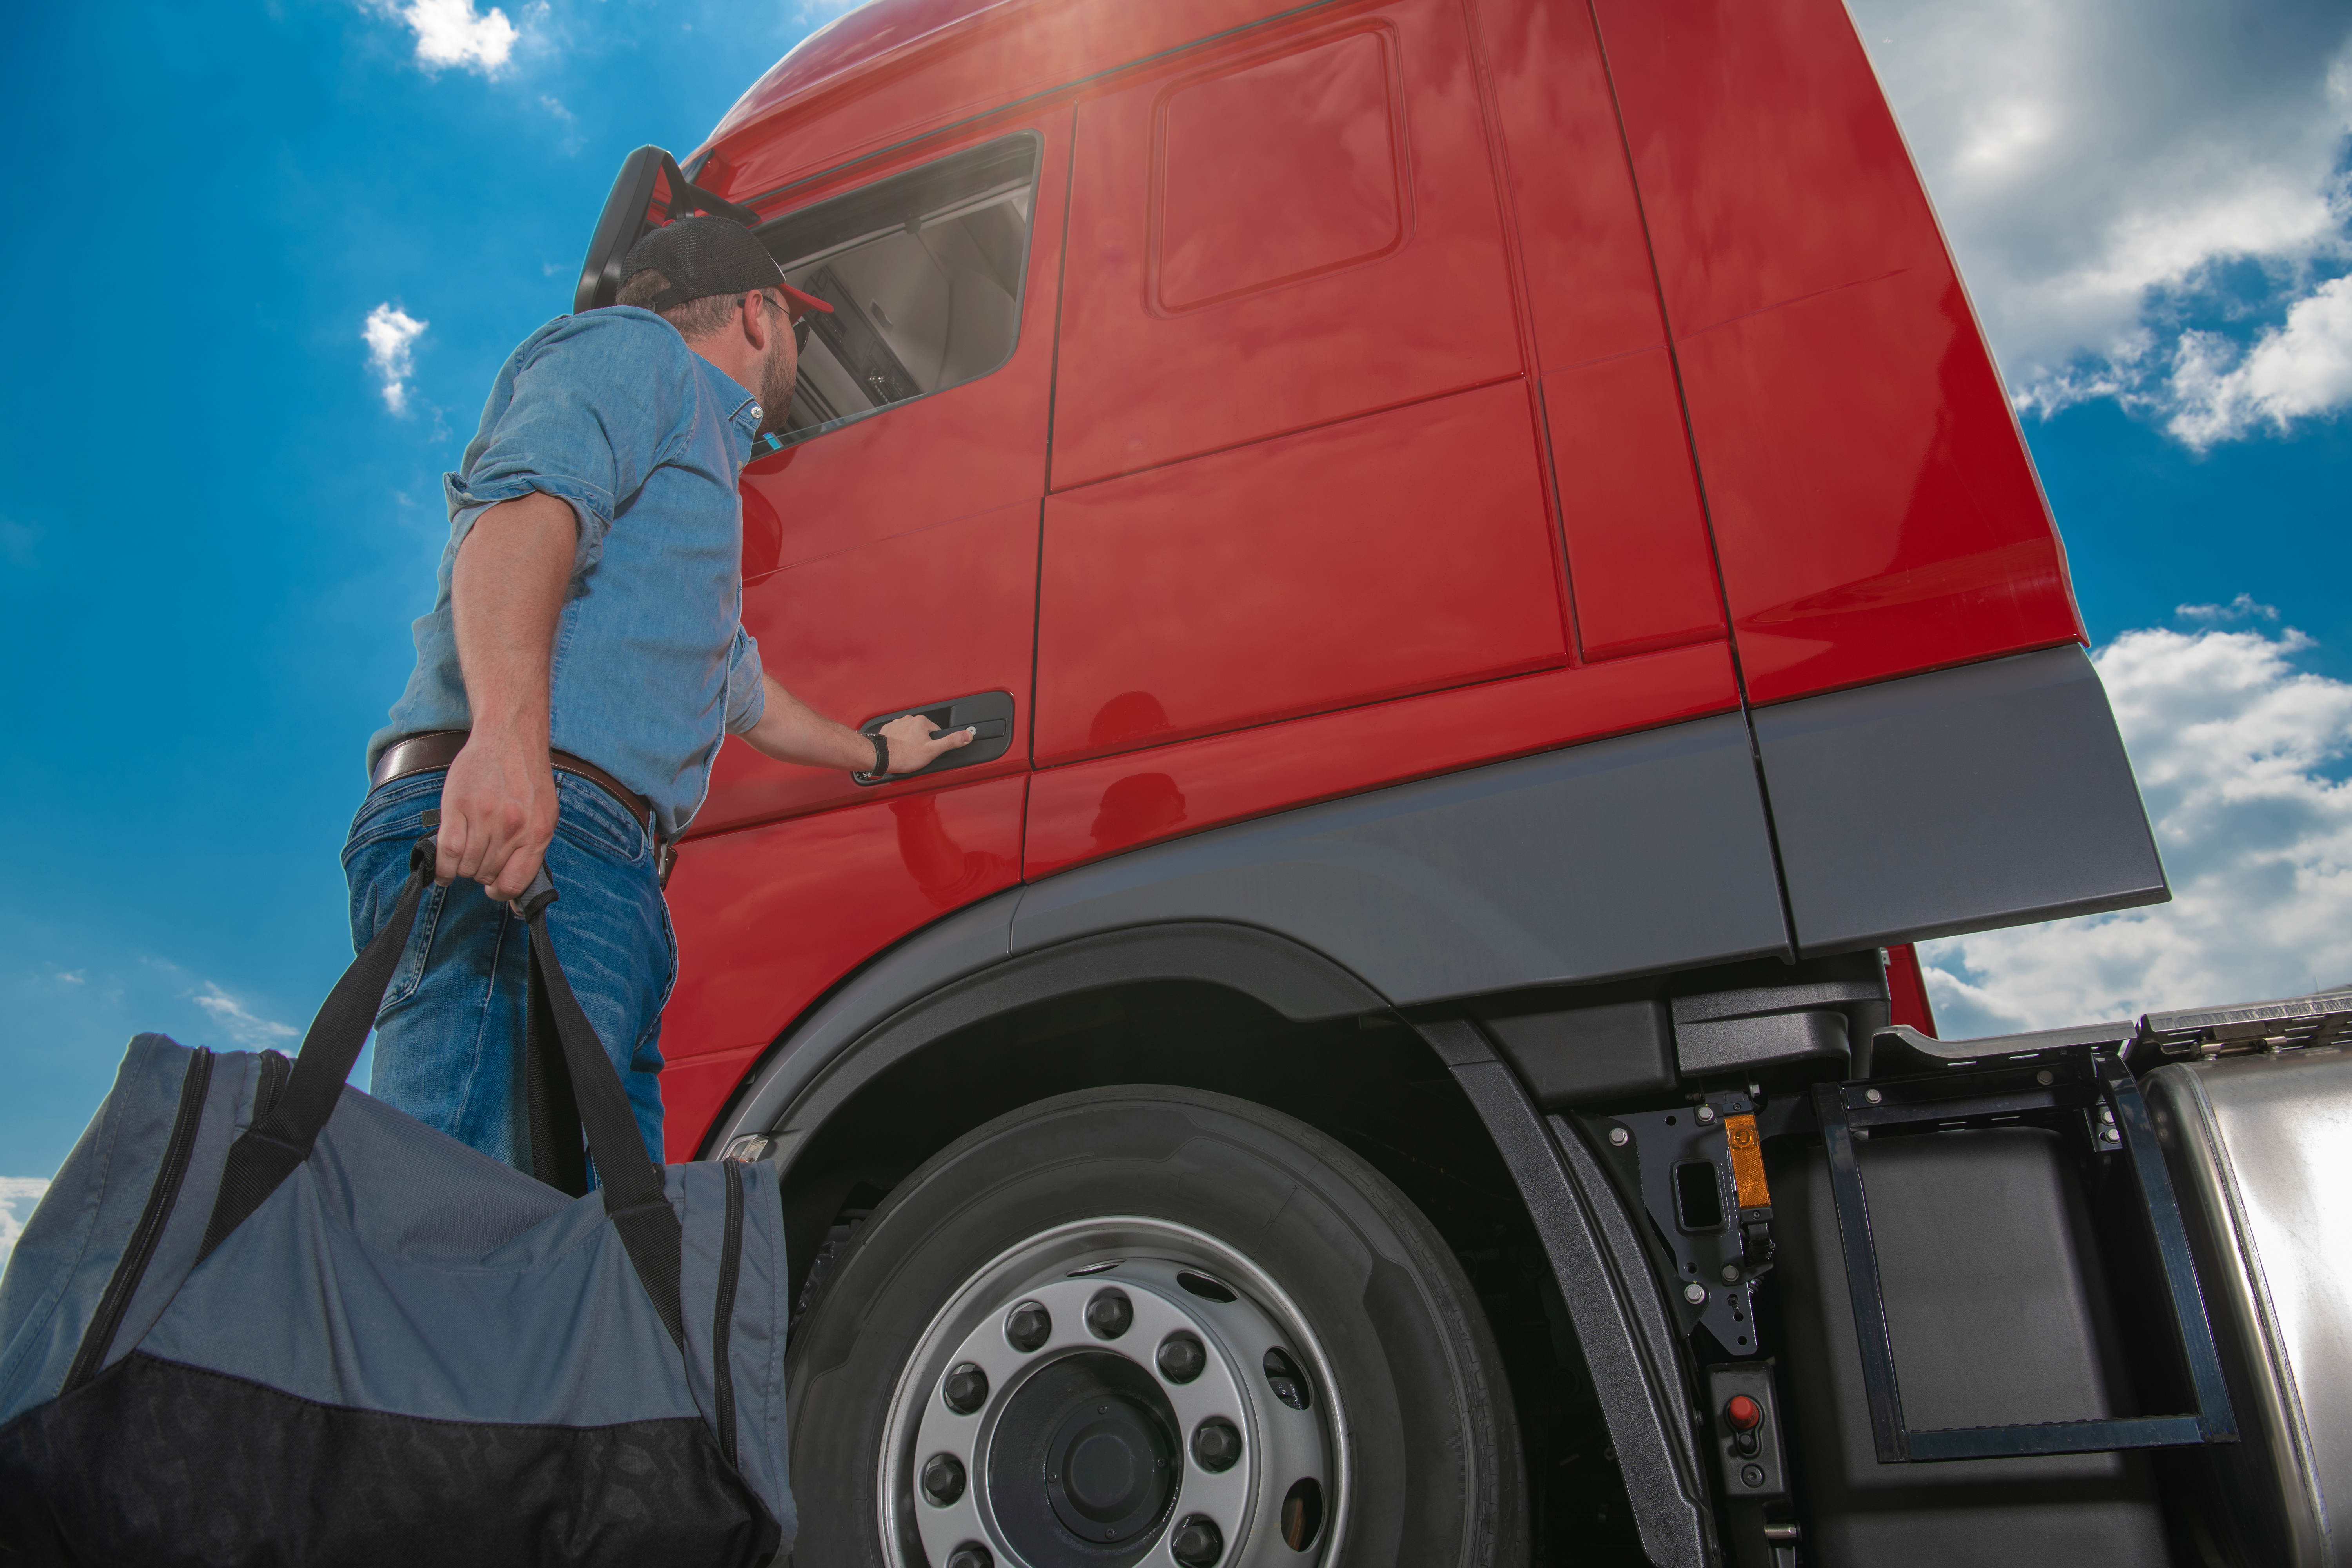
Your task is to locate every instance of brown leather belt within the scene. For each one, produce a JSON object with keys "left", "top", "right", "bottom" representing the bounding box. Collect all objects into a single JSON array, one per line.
[{"left": 372, "top": 730, "right": 674, "bottom": 884}]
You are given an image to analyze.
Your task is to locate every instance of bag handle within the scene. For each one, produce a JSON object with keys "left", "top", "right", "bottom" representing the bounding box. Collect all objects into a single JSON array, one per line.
[
  {"left": 510, "top": 865, "right": 687, "bottom": 1351},
  {"left": 195, "top": 838, "right": 687, "bottom": 1353},
  {"left": 525, "top": 946, "right": 589, "bottom": 1199}
]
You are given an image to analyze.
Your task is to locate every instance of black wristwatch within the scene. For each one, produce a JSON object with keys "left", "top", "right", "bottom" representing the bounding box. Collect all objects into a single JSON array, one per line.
[{"left": 855, "top": 732, "right": 889, "bottom": 782}]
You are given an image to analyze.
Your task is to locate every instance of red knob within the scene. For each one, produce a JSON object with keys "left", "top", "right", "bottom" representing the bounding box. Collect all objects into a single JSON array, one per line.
[{"left": 1724, "top": 1395, "right": 1763, "bottom": 1432}]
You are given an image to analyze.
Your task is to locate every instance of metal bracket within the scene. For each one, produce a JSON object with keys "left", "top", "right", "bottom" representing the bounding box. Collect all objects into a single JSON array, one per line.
[
  {"left": 1602, "top": 1091, "right": 1770, "bottom": 1358},
  {"left": 1815, "top": 1050, "right": 2238, "bottom": 1461}
]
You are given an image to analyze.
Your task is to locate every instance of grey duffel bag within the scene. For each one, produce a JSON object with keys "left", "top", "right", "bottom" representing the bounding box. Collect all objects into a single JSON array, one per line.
[{"left": 0, "top": 832, "right": 793, "bottom": 1565}]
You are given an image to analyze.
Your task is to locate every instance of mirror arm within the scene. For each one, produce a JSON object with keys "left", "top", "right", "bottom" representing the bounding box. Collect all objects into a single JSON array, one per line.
[{"left": 572, "top": 146, "right": 765, "bottom": 316}]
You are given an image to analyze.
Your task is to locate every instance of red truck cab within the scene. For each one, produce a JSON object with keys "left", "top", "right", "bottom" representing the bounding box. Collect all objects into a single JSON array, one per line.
[
  {"left": 635, "top": 0, "right": 2157, "bottom": 1154},
  {"left": 554, "top": 3, "right": 2309, "bottom": 1566}
]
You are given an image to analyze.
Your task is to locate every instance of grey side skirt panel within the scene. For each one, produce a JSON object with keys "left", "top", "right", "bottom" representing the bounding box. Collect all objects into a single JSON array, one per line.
[
  {"left": 1755, "top": 644, "right": 2167, "bottom": 955},
  {"left": 1013, "top": 711, "right": 1790, "bottom": 1004}
]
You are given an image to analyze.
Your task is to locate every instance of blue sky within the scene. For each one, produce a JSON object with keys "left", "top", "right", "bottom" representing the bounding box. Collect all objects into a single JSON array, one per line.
[{"left": 3, "top": 0, "right": 2349, "bottom": 1195}]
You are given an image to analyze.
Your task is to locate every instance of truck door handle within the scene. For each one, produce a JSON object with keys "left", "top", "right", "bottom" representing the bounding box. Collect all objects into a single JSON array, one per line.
[{"left": 855, "top": 691, "right": 1016, "bottom": 785}]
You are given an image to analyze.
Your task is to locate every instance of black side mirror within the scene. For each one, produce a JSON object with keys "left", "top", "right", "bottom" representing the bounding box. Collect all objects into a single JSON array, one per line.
[{"left": 572, "top": 147, "right": 764, "bottom": 316}]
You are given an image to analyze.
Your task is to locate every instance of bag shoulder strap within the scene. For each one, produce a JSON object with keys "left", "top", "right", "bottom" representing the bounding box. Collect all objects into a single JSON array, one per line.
[
  {"left": 195, "top": 841, "right": 687, "bottom": 1353},
  {"left": 515, "top": 878, "right": 686, "bottom": 1351},
  {"left": 196, "top": 838, "right": 436, "bottom": 1261}
]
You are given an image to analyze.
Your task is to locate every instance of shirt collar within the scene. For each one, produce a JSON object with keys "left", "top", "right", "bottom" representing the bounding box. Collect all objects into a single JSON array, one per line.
[
  {"left": 691, "top": 358, "right": 766, "bottom": 457},
  {"left": 709, "top": 366, "right": 763, "bottom": 434}
]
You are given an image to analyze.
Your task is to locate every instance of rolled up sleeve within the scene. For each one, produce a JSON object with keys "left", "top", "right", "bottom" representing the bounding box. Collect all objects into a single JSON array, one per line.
[
  {"left": 443, "top": 325, "right": 667, "bottom": 579},
  {"left": 722, "top": 624, "right": 767, "bottom": 735}
]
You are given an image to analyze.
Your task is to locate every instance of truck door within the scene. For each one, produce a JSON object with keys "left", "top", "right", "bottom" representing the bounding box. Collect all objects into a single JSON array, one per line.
[
  {"left": 1032, "top": 0, "right": 1563, "bottom": 871},
  {"left": 657, "top": 121, "right": 1068, "bottom": 1141}
]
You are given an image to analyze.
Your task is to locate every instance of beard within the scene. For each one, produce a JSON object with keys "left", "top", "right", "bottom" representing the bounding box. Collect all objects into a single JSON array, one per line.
[{"left": 756, "top": 338, "right": 799, "bottom": 439}]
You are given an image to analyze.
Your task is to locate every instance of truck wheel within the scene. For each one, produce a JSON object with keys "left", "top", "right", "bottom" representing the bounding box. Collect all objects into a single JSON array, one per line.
[{"left": 783, "top": 1085, "right": 1526, "bottom": 1568}]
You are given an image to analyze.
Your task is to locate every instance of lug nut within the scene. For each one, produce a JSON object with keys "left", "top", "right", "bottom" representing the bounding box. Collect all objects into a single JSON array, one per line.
[
  {"left": 921, "top": 1452, "right": 966, "bottom": 1505},
  {"left": 1191, "top": 1417, "right": 1242, "bottom": 1472},
  {"left": 1085, "top": 1287, "right": 1134, "bottom": 1340},
  {"left": 946, "top": 1544, "right": 994, "bottom": 1568},
  {"left": 1006, "top": 1300, "right": 1052, "bottom": 1352},
  {"left": 1158, "top": 1332, "right": 1207, "bottom": 1384},
  {"left": 1171, "top": 1515, "right": 1224, "bottom": 1567},
  {"left": 1263, "top": 1348, "right": 1310, "bottom": 1411},
  {"left": 942, "top": 1363, "right": 988, "bottom": 1414}
]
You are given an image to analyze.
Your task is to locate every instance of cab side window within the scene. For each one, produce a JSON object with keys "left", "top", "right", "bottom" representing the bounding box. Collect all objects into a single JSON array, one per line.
[{"left": 759, "top": 132, "right": 1040, "bottom": 444}]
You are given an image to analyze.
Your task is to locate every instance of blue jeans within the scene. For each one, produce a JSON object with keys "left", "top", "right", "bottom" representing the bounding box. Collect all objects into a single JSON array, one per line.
[{"left": 341, "top": 769, "right": 675, "bottom": 1173}]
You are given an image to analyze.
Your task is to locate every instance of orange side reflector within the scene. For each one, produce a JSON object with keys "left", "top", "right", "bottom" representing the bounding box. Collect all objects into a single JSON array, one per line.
[{"left": 1724, "top": 1113, "right": 1770, "bottom": 1210}]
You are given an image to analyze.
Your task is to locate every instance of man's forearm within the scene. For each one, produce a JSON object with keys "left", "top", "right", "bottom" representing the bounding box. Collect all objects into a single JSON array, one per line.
[
  {"left": 452, "top": 492, "right": 578, "bottom": 748},
  {"left": 434, "top": 490, "right": 578, "bottom": 897},
  {"left": 742, "top": 675, "right": 882, "bottom": 771}
]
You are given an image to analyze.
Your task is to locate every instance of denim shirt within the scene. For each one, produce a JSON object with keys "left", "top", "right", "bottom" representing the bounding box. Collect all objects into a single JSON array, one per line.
[{"left": 371, "top": 307, "right": 768, "bottom": 838}]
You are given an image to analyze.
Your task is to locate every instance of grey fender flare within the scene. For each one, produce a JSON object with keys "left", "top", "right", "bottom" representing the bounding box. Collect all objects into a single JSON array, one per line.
[{"left": 704, "top": 905, "right": 1385, "bottom": 1169}]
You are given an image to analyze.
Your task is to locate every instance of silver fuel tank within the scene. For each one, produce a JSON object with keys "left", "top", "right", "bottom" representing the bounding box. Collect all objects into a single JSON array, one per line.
[{"left": 2146, "top": 1030, "right": 2352, "bottom": 1568}]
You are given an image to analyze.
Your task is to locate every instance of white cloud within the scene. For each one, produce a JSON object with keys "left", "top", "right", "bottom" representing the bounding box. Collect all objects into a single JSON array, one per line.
[
  {"left": 191, "top": 982, "right": 299, "bottom": 1048},
  {"left": 361, "top": 303, "right": 427, "bottom": 416},
  {"left": 1851, "top": 0, "right": 2352, "bottom": 444},
  {"left": 2167, "top": 274, "right": 2352, "bottom": 446},
  {"left": 1923, "top": 622, "right": 2352, "bottom": 1036},
  {"left": 54, "top": 969, "right": 85, "bottom": 985},
  {"left": 0, "top": 1178, "right": 50, "bottom": 1274},
  {"left": 381, "top": 0, "right": 519, "bottom": 74},
  {"left": 2177, "top": 593, "right": 2279, "bottom": 624}
]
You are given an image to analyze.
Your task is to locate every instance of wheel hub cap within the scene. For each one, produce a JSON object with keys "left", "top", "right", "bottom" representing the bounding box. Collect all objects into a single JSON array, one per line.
[{"left": 881, "top": 1220, "right": 1342, "bottom": 1568}]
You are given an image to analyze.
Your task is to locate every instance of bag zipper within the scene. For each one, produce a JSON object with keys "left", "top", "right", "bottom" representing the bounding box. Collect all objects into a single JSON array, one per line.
[
  {"left": 64, "top": 1047, "right": 215, "bottom": 1392},
  {"left": 713, "top": 1162, "right": 746, "bottom": 1470}
]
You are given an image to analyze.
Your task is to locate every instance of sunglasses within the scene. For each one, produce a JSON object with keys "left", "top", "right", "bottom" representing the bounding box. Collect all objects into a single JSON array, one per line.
[{"left": 763, "top": 291, "right": 813, "bottom": 351}]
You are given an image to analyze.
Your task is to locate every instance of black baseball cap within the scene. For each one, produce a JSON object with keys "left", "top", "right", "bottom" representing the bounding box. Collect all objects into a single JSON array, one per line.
[{"left": 619, "top": 215, "right": 833, "bottom": 318}]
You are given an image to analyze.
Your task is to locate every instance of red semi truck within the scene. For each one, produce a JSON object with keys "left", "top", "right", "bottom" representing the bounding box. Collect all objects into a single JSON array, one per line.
[{"left": 567, "top": 1, "right": 2352, "bottom": 1564}]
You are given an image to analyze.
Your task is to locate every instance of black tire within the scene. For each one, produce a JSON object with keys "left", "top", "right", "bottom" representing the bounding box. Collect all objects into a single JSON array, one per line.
[{"left": 784, "top": 1084, "right": 1527, "bottom": 1566}]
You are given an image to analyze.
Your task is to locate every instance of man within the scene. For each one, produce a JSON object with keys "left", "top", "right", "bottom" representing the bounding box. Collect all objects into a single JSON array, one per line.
[{"left": 347, "top": 216, "right": 969, "bottom": 1172}]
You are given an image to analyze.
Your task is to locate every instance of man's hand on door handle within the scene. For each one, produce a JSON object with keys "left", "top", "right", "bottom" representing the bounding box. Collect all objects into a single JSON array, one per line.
[
  {"left": 741, "top": 675, "right": 975, "bottom": 775},
  {"left": 874, "top": 709, "right": 977, "bottom": 775}
]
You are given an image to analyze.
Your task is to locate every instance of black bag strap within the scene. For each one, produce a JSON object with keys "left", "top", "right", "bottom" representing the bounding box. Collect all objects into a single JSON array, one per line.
[
  {"left": 525, "top": 953, "right": 589, "bottom": 1200},
  {"left": 513, "top": 876, "right": 687, "bottom": 1352},
  {"left": 196, "top": 838, "right": 438, "bottom": 1261},
  {"left": 195, "top": 839, "right": 688, "bottom": 1355}
]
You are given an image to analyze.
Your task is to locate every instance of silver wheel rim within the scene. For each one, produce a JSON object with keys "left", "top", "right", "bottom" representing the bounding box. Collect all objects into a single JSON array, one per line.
[{"left": 877, "top": 1216, "right": 1347, "bottom": 1568}]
